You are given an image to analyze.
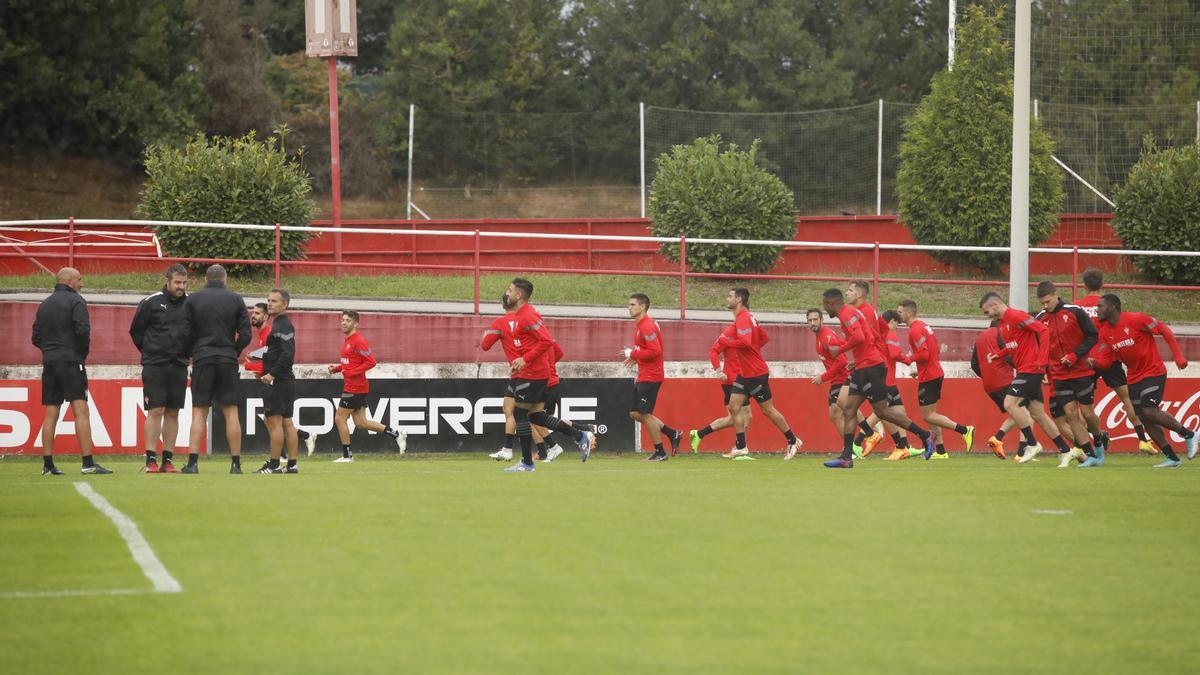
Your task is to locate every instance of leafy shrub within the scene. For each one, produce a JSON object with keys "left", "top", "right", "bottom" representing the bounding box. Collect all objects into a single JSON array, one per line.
[
  {"left": 649, "top": 135, "right": 796, "bottom": 274},
  {"left": 896, "top": 5, "right": 1063, "bottom": 273},
  {"left": 137, "top": 132, "right": 316, "bottom": 273},
  {"left": 1114, "top": 136, "right": 1200, "bottom": 282}
]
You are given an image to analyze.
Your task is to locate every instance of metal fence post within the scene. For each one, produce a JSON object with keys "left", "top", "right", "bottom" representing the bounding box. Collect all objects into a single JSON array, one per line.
[
  {"left": 1071, "top": 246, "right": 1079, "bottom": 301},
  {"left": 473, "top": 230, "right": 481, "bottom": 316},
  {"left": 407, "top": 104, "right": 415, "bottom": 221},
  {"left": 679, "top": 236, "right": 687, "bottom": 320},
  {"left": 639, "top": 102, "right": 647, "bottom": 218},
  {"left": 876, "top": 99, "right": 883, "bottom": 215},
  {"left": 873, "top": 242, "right": 880, "bottom": 307},
  {"left": 67, "top": 216, "right": 76, "bottom": 269},
  {"left": 274, "top": 223, "right": 282, "bottom": 288},
  {"left": 586, "top": 221, "right": 593, "bottom": 270}
]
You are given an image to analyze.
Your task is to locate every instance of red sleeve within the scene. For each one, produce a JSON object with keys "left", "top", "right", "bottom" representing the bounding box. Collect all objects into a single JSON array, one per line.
[
  {"left": 481, "top": 318, "right": 504, "bottom": 351},
  {"left": 908, "top": 324, "right": 931, "bottom": 365},
  {"left": 631, "top": 323, "right": 663, "bottom": 363},
  {"left": 1093, "top": 341, "right": 1118, "bottom": 370},
  {"left": 724, "top": 312, "right": 754, "bottom": 350},
  {"left": 521, "top": 315, "right": 554, "bottom": 362},
  {"left": 343, "top": 336, "right": 377, "bottom": 377},
  {"left": 1142, "top": 314, "right": 1186, "bottom": 366},
  {"left": 836, "top": 311, "right": 864, "bottom": 354}
]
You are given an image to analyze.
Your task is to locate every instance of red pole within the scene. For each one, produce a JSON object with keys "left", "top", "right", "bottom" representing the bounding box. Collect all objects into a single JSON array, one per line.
[
  {"left": 473, "top": 230, "right": 481, "bottom": 316},
  {"left": 274, "top": 223, "right": 282, "bottom": 288},
  {"left": 872, "top": 242, "right": 880, "bottom": 307},
  {"left": 679, "top": 237, "right": 688, "bottom": 320},
  {"left": 1071, "top": 246, "right": 1079, "bottom": 301},
  {"left": 586, "top": 221, "right": 593, "bottom": 270},
  {"left": 68, "top": 216, "right": 76, "bottom": 269},
  {"left": 328, "top": 56, "right": 343, "bottom": 272},
  {"left": 411, "top": 221, "right": 417, "bottom": 266}
]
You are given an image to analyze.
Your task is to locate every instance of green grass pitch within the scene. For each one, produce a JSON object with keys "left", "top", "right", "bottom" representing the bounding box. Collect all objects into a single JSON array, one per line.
[{"left": 1, "top": 453, "right": 1197, "bottom": 674}]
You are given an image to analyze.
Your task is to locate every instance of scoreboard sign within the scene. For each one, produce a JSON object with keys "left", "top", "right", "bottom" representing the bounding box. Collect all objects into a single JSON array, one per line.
[{"left": 306, "top": 0, "right": 357, "bottom": 57}]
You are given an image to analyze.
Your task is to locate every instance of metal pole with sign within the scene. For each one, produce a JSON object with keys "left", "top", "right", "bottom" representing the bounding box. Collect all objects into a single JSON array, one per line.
[{"left": 306, "top": 0, "right": 357, "bottom": 270}]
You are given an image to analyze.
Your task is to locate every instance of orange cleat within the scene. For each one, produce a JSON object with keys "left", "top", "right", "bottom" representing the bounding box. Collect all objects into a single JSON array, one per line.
[
  {"left": 861, "top": 432, "right": 883, "bottom": 457},
  {"left": 987, "top": 436, "right": 1006, "bottom": 460},
  {"left": 883, "top": 448, "right": 909, "bottom": 461}
]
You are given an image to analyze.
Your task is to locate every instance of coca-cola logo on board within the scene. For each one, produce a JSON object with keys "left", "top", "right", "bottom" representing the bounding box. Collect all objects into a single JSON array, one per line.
[{"left": 1094, "top": 389, "right": 1200, "bottom": 442}]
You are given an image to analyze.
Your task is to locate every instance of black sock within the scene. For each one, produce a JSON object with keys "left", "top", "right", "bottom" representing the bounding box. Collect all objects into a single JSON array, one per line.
[
  {"left": 1161, "top": 444, "right": 1180, "bottom": 461},
  {"left": 653, "top": 442, "right": 665, "bottom": 455},
  {"left": 1183, "top": 429, "right": 1196, "bottom": 440},
  {"left": 784, "top": 429, "right": 797, "bottom": 444},
  {"left": 529, "top": 411, "right": 583, "bottom": 441},
  {"left": 842, "top": 433, "right": 854, "bottom": 459},
  {"left": 660, "top": 424, "right": 678, "bottom": 439},
  {"left": 1020, "top": 426, "right": 1037, "bottom": 445},
  {"left": 342, "top": 444, "right": 352, "bottom": 458},
  {"left": 1081, "top": 442, "right": 1095, "bottom": 457},
  {"left": 187, "top": 453, "right": 199, "bottom": 467},
  {"left": 854, "top": 432, "right": 866, "bottom": 445},
  {"left": 536, "top": 442, "right": 548, "bottom": 460},
  {"left": 163, "top": 450, "right": 174, "bottom": 462},
  {"left": 858, "top": 420, "right": 875, "bottom": 436},
  {"left": 504, "top": 434, "right": 515, "bottom": 450},
  {"left": 890, "top": 432, "right": 904, "bottom": 448},
  {"left": 1017, "top": 441, "right": 1027, "bottom": 457},
  {"left": 543, "top": 432, "right": 557, "bottom": 449},
  {"left": 146, "top": 450, "right": 157, "bottom": 463},
  {"left": 698, "top": 425, "right": 714, "bottom": 439},
  {"left": 1098, "top": 431, "right": 1109, "bottom": 448},
  {"left": 43, "top": 455, "right": 54, "bottom": 469},
  {"left": 287, "top": 458, "right": 296, "bottom": 468},
  {"left": 908, "top": 422, "right": 930, "bottom": 441},
  {"left": 936, "top": 443, "right": 946, "bottom": 455},
  {"left": 955, "top": 424, "right": 969, "bottom": 435},
  {"left": 994, "top": 429, "right": 1006, "bottom": 441},
  {"left": 385, "top": 427, "right": 399, "bottom": 438},
  {"left": 1134, "top": 424, "right": 1148, "bottom": 441},
  {"left": 735, "top": 432, "right": 746, "bottom": 449},
  {"left": 298, "top": 429, "right": 310, "bottom": 441},
  {"left": 269, "top": 457, "right": 281, "bottom": 469},
  {"left": 520, "top": 434, "right": 533, "bottom": 465},
  {"left": 82, "top": 455, "right": 94, "bottom": 468},
  {"left": 1053, "top": 435, "right": 1072, "bottom": 453},
  {"left": 571, "top": 421, "right": 592, "bottom": 432},
  {"left": 231, "top": 455, "right": 240, "bottom": 467}
]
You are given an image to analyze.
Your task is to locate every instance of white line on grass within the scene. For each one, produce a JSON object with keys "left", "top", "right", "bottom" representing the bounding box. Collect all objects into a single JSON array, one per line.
[
  {"left": 72, "top": 482, "right": 182, "bottom": 594},
  {"left": 1032, "top": 509, "right": 1074, "bottom": 516},
  {"left": 0, "top": 588, "right": 157, "bottom": 599}
]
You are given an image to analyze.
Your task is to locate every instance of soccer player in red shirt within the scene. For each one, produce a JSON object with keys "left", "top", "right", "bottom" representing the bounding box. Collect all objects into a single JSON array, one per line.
[
  {"left": 822, "top": 288, "right": 933, "bottom": 467},
  {"left": 712, "top": 288, "right": 802, "bottom": 459},
  {"left": 807, "top": 308, "right": 876, "bottom": 459},
  {"left": 844, "top": 280, "right": 889, "bottom": 455},
  {"left": 897, "top": 299, "right": 975, "bottom": 459},
  {"left": 504, "top": 278, "right": 596, "bottom": 472},
  {"left": 1035, "top": 281, "right": 1104, "bottom": 467},
  {"left": 1090, "top": 294, "right": 1197, "bottom": 467},
  {"left": 1077, "top": 268, "right": 1154, "bottom": 454},
  {"left": 622, "top": 293, "right": 683, "bottom": 461},
  {"left": 326, "top": 310, "right": 405, "bottom": 462},
  {"left": 970, "top": 320, "right": 1017, "bottom": 459},
  {"left": 688, "top": 321, "right": 753, "bottom": 453},
  {"left": 979, "top": 292, "right": 1075, "bottom": 463}
]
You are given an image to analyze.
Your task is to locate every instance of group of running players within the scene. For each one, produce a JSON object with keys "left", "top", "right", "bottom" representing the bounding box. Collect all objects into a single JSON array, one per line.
[{"left": 29, "top": 264, "right": 1198, "bottom": 474}]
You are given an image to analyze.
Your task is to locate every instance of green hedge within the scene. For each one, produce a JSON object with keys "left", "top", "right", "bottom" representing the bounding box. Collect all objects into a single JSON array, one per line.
[
  {"left": 1114, "top": 137, "right": 1200, "bottom": 283},
  {"left": 137, "top": 133, "right": 316, "bottom": 273},
  {"left": 649, "top": 135, "right": 796, "bottom": 274}
]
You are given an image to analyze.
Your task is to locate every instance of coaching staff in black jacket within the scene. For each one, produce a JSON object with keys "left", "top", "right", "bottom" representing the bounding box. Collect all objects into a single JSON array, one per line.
[
  {"left": 31, "top": 267, "right": 110, "bottom": 475},
  {"left": 129, "top": 263, "right": 190, "bottom": 473},
  {"left": 181, "top": 264, "right": 251, "bottom": 474}
]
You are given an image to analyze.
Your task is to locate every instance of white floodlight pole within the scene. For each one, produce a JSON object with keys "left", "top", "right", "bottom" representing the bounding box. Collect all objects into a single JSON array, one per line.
[
  {"left": 406, "top": 104, "right": 415, "bottom": 221},
  {"left": 1009, "top": 0, "right": 1032, "bottom": 310},
  {"left": 639, "top": 102, "right": 647, "bottom": 218},
  {"left": 948, "top": 0, "right": 957, "bottom": 70},
  {"left": 876, "top": 99, "right": 884, "bottom": 215}
]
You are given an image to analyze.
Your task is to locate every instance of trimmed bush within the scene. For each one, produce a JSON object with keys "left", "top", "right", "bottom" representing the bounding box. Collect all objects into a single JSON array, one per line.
[
  {"left": 137, "top": 132, "right": 316, "bottom": 273},
  {"left": 1114, "top": 137, "right": 1200, "bottom": 283},
  {"left": 649, "top": 135, "right": 796, "bottom": 274},
  {"left": 896, "top": 5, "right": 1063, "bottom": 273}
]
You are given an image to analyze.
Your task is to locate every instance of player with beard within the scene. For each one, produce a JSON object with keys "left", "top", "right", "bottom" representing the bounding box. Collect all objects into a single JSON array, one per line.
[
  {"left": 129, "top": 264, "right": 189, "bottom": 473},
  {"left": 970, "top": 320, "right": 1018, "bottom": 459},
  {"left": 1034, "top": 281, "right": 1102, "bottom": 467},
  {"left": 325, "top": 310, "right": 406, "bottom": 462},
  {"left": 688, "top": 320, "right": 753, "bottom": 454},
  {"left": 896, "top": 300, "right": 975, "bottom": 459},
  {"left": 808, "top": 308, "right": 874, "bottom": 460},
  {"left": 622, "top": 293, "right": 683, "bottom": 461}
]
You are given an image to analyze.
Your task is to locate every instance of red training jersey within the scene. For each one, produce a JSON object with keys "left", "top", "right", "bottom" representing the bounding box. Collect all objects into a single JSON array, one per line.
[
  {"left": 814, "top": 325, "right": 849, "bottom": 385},
  {"left": 1094, "top": 312, "right": 1186, "bottom": 385},
  {"left": 882, "top": 327, "right": 902, "bottom": 386},
  {"left": 333, "top": 331, "right": 377, "bottom": 394},
  {"left": 481, "top": 313, "right": 522, "bottom": 364},
  {"left": 714, "top": 309, "right": 770, "bottom": 378},
  {"left": 995, "top": 307, "right": 1050, "bottom": 373},
  {"left": 629, "top": 314, "right": 665, "bottom": 383},
  {"left": 899, "top": 319, "right": 945, "bottom": 383},
  {"left": 1076, "top": 294, "right": 1100, "bottom": 320},
  {"left": 510, "top": 303, "right": 556, "bottom": 380},
  {"left": 548, "top": 342, "right": 564, "bottom": 387},
  {"left": 1035, "top": 300, "right": 1097, "bottom": 380},
  {"left": 834, "top": 305, "right": 883, "bottom": 369},
  {"left": 710, "top": 323, "right": 741, "bottom": 382},
  {"left": 244, "top": 323, "right": 270, "bottom": 374},
  {"left": 971, "top": 325, "right": 1013, "bottom": 393}
]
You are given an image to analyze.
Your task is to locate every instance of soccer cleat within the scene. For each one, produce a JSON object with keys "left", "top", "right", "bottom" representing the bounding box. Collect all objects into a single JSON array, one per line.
[
  {"left": 284, "top": 465, "right": 299, "bottom": 474},
  {"left": 80, "top": 464, "right": 113, "bottom": 475},
  {"left": 545, "top": 444, "right": 564, "bottom": 462},
  {"left": 41, "top": 466, "right": 64, "bottom": 476},
  {"left": 645, "top": 452, "right": 668, "bottom": 462},
  {"left": 963, "top": 426, "right": 976, "bottom": 453},
  {"left": 578, "top": 430, "right": 595, "bottom": 463},
  {"left": 883, "top": 449, "right": 908, "bottom": 461},
  {"left": 987, "top": 436, "right": 1006, "bottom": 460},
  {"left": 489, "top": 448, "right": 514, "bottom": 462},
  {"left": 666, "top": 429, "right": 684, "bottom": 456},
  {"left": 861, "top": 432, "right": 882, "bottom": 457},
  {"left": 689, "top": 429, "right": 702, "bottom": 454},
  {"left": 823, "top": 458, "right": 853, "bottom": 469},
  {"left": 229, "top": 463, "right": 242, "bottom": 475},
  {"left": 1094, "top": 442, "right": 1106, "bottom": 463},
  {"left": 922, "top": 435, "right": 936, "bottom": 460},
  {"left": 396, "top": 431, "right": 407, "bottom": 455},
  {"left": 851, "top": 444, "right": 864, "bottom": 460},
  {"left": 1017, "top": 444, "right": 1043, "bottom": 464},
  {"left": 1056, "top": 447, "right": 1086, "bottom": 468},
  {"left": 1139, "top": 440, "right": 1159, "bottom": 455},
  {"left": 256, "top": 463, "right": 282, "bottom": 474},
  {"left": 1186, "top": 434, "right": 1199, "bottom": 460},
  {"left": 503, "top": 462, "right": 536, "bottom": 473},
  {"left": 305, "top": 433, "right": 317, "bottom": 457},
  {"left": 1153, "top": 459, "right": 1182, "bottom": 469},
  {"left": 333, "top": 456, "right": 354, "bottom": 463},
  {"left": 1079, "top": 456, "right": 1104, "bottom": 468},
  {"left": 144, "top": 461, "right": 160, "bottom": 474},
  {"left": 160, "top": 460, "right": 178, "bottom": 474},
  {"left": 783, "top": 440, "right": 803, "bottom": 460},
  {"left": 722, "top": 447, "right": 749, "bottom": 458},
  {"left": 930, "top": 452, "right": 950, "bottom": 460}
]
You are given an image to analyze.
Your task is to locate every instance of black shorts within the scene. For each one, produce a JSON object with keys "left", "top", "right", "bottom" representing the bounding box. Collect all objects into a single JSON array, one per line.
[
  {"left": 847, "top": 363, "right": 888, "bottom": 403},
  {"left": 1006, "top": 372, "right": 1046, "bottom": 404},
  {"left": 507, "top": 378, "right": 548, "bottom": 405},
  {"left": 732, "top": 374, "right": 772, "bottom": 403},
  {"left": 1129, "top": 375, "right": 1167, "bottom": 410},
  {"left": 883, "top": 385, "right": 903, "bottom": 408},
  {"left": 41, "top": 361, "right": 88, "bottom": 405},
  {"left": 1048, "top": 394, "right": 1066, "bottom": 419},
  {"left": 988, "top": 388, "right": 1031, "bottom": 412},
  {"left": 1095, "top": 364, "right": 1127, "bottom": 389},
  {"left": 917, "top": 377, "right": 944, "bottom": 407},
  {"left": 722, "top": 384, "right": 734, "bottom": 406},
  {"left": 1053, "top": 375, "right": 1096, "bottom": 406},
  {"left": 544, "top": 384, "right": 561, "bottom": 416},
  {"left": 262, "top": 379, "right": 296, "bottom": 418},
  {"left": 142, "top": 363, "right": 187, "bottom": 410},
  {"left": 191, "top": 362, "right": 240, "bottom": 407},
  {"left": 339, "top": 392, "right": 367, "bottom": 410},
  {"left": 827, "top": 382, "right": 847, "bottom": 406},
  {"left": 631, "top": 381, "right": 662, "bottom": 414}
]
